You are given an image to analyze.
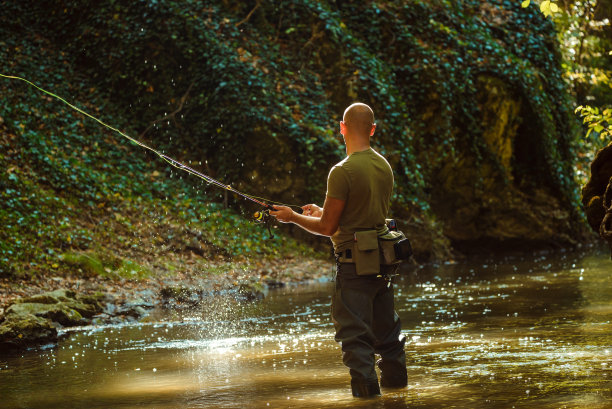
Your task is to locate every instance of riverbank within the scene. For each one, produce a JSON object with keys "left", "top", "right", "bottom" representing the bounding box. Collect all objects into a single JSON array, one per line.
[
  {"left": 0, "top": 256, "right": 333, "bottom": 311},
  {"left": 0, "top": 255, "right": 333, "bottom": 350}
]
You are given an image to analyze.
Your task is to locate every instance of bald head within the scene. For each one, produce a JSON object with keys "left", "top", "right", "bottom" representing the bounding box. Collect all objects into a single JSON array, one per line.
[{"left": 343, "top": 103, "right": 375, "bottom": 139}]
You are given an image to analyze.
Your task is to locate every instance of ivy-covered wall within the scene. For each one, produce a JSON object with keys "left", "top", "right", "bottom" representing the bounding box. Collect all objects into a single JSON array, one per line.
[{"left": 0, "top": 0, "right": 590, "bottom": 268}]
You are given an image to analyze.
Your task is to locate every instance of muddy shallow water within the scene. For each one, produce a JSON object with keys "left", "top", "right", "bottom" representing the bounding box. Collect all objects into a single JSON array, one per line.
[{"left": 1, "top": 249, "right": 612, "bottom": 408}]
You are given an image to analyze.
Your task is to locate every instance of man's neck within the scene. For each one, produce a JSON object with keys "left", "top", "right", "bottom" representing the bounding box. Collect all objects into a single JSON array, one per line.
[{"left": 346, "top": 140, "right": 371, "bottom": 156}]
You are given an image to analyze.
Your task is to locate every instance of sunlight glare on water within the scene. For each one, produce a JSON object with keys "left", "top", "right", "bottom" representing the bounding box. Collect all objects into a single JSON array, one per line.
[{"left": 1, "top": 249, "right": 612, "bottom": 408}]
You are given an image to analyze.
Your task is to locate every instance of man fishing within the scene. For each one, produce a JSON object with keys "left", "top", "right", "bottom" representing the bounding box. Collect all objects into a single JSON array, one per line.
[{"left": 270, "top": 102, "right": 407, "bottom": 398}]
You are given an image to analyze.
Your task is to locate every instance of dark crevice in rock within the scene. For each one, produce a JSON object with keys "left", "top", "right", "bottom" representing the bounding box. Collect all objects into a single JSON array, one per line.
[{"left": 512, "top": 103, "right": 548, "bottom": 192}]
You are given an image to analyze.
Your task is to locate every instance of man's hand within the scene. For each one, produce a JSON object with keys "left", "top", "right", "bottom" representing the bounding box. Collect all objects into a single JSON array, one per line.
[
  {"left": 269, "top": 196, "right": 344, "bottom": 237},
  {"left": 302, "top": 204, "right": 323, "bottom": 217},
  {"left": 269, "top": 205, "right": 295, "bottom": 223}
]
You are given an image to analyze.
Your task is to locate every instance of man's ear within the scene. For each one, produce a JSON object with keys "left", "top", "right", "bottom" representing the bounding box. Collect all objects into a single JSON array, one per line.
[
  {"left": 370, "top": 123, "right": 376, "bottom": 136},
  {"left": 340, "top": 121, "right": 346, "bottom": 136}
]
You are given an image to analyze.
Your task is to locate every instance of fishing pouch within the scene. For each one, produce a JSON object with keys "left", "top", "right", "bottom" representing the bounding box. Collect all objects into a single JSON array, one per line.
[
  {"left": 378, "top": 230, "right": 413, "bottom": 265},
  {"left": 353, "top": 230, "right": 380, "bottom": 275}
]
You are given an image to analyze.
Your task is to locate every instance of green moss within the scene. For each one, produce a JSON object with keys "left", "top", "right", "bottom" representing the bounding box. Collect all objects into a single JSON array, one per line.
[
  {"left": 115, "top": 260, "right": 151, "bottom": 280},
  {"left": 62, "top": 252, "right": 106, "bottom": 277},
  {"left": 61, "top": 252, "right": 151, "bottom": 280}
]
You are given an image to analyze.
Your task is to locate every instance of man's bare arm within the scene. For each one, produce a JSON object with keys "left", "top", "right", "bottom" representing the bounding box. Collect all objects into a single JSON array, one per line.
[{"left": 270, "top": 196, "right": 345, "bottom": 237}]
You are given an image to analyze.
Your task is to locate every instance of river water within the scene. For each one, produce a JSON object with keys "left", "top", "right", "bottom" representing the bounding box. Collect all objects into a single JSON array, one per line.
[{"left": 1, "top": 249, "right": 612, "bottom": 408}]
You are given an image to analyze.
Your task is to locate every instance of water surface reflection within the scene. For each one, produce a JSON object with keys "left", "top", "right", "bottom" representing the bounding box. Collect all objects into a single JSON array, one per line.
[{"left": 1, "top": 250, "right": 612, "bottom": 408}]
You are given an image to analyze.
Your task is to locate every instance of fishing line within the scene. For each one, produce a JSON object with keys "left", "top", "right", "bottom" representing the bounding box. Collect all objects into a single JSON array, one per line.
[{"left": 0, "top": 73, "right": 300, "bottom": 213}]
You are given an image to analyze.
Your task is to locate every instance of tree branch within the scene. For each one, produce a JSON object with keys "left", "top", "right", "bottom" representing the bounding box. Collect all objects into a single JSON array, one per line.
[
  {"left": 301, "top": 23, "right": 324, "bottom": 51},
  {"left": 139, "top": 81, "right": 195, "bottom": 139},
  {"left": 235, "top": 0, "right": 261, "bottom": 27}
]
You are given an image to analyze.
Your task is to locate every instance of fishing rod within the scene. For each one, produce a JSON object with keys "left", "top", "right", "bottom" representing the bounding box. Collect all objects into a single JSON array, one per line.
[
  {"left": 0, "top": 73, "right": 296, "bottom": 238},
  {"left": 158, "top": 152, "right": 280, "bottom": 238}
]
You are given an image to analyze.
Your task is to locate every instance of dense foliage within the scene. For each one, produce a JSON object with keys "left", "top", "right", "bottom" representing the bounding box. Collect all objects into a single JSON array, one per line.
[
  {"left": 0, "top": 0, "right": 588, "bottom": 276},
  {"left": 551, "top": 0, "right": 611, "bottom": 109},
  {"left": 526, "top": 0, "right": 612, "bottom": 183},
  {"left": 0, "top": 55, "right": 315, "bottom": 276},
  {"left": 559, "top": 0, "right": 611, "bottom": 176}
]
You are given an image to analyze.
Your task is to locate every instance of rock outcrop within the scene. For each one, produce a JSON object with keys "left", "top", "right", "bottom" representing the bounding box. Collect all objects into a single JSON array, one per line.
[
  {"left": 0, "top": 289, "right": 102, "bottom": 350},
  {"left": 429, "top": 75, "right": 585, "bottom": 254},
  {"left": 0, "top": 289, "right": 154, "bottom": 351}
]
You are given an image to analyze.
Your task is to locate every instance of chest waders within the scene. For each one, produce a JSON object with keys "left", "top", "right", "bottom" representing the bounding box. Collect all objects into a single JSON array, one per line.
[{"left": 332, "top": 220, "right": 410, "bottom": 397}]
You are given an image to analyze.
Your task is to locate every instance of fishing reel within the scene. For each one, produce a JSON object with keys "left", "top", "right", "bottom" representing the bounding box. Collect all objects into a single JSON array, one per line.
[
  {"left": 253, "top": 209, "right": 268, "bottom": 222},
  {"left": 253, "top": 208, "right": 274, "bottom": 239}
]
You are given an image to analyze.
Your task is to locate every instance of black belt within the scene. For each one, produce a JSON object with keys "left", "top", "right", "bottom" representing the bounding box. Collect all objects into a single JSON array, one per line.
[{"left": 335, "top": 249, "right": 354, "bottom": 263}]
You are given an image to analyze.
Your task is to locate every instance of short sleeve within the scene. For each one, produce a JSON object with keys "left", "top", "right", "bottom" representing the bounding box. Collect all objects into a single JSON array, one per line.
[{"left": 326, "top": 165, "right": 349, "bottom": 200}]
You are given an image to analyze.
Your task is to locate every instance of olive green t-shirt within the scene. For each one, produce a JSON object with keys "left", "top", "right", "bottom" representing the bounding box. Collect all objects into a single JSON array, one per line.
[{"left": 326, "top": 147, "right": 393, "bottom": 252}]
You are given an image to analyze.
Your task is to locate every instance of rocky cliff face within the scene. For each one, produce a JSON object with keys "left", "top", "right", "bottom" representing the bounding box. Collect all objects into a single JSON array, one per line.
[
  {"left": 1, "top": 0, "right": 590, "bottom": 260},
  {"left": 430, "top": 75, "right": 583, "bottom": 254}
]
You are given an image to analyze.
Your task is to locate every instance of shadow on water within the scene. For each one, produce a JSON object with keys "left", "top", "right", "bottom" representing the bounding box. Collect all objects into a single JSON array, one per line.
[{"left": 1, "top": 248, "right": 612, "bottom": 408}]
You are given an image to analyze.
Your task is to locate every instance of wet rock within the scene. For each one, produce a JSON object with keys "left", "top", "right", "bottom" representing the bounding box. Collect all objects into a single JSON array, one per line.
[
  {"left": 263, "top": 279, "right": 286, "bottom": 289},
  {"left": 160, "top": 279, "right": 269, "bottom": 309},
  {"left": 116, "top": 299, "right": 152, "bottom": 319},
  {"left": 42, "top": 289, "right": 75, "bottom": 301},
  {"left": 12, "top": 293, "right": 60, "bottom": 305},
  {"left": 0, "top": 314, "right": 57, "bottom": 350},
  {"left": 121, "top": 305, "right": 147, "bottom": 319},
  {"left": 582, "top": 142, "right": 612, "bottom": 256},
  {"left": 102, "top": 302, "right": 117, "bottom": 316},
  {"left": 160, "top": 285, "right": 205, "bottom": 309},
  {"left": 237, "top": 281, "right": 267, "bottom": 302},
  {"left": 91, "top": 313, "right": 112, "bottom": 326},
  {"left": 73, "top": 294, "right": 105, "bottom": 318},
  {"left": 0, "top": 289, "right": 104, "bottom": 351},
  {"left": 6, "top": 302, "right": 85, "bottom": 327},
  {"left": 124, "top": 297, "right": 155, "bottom": 309}
]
